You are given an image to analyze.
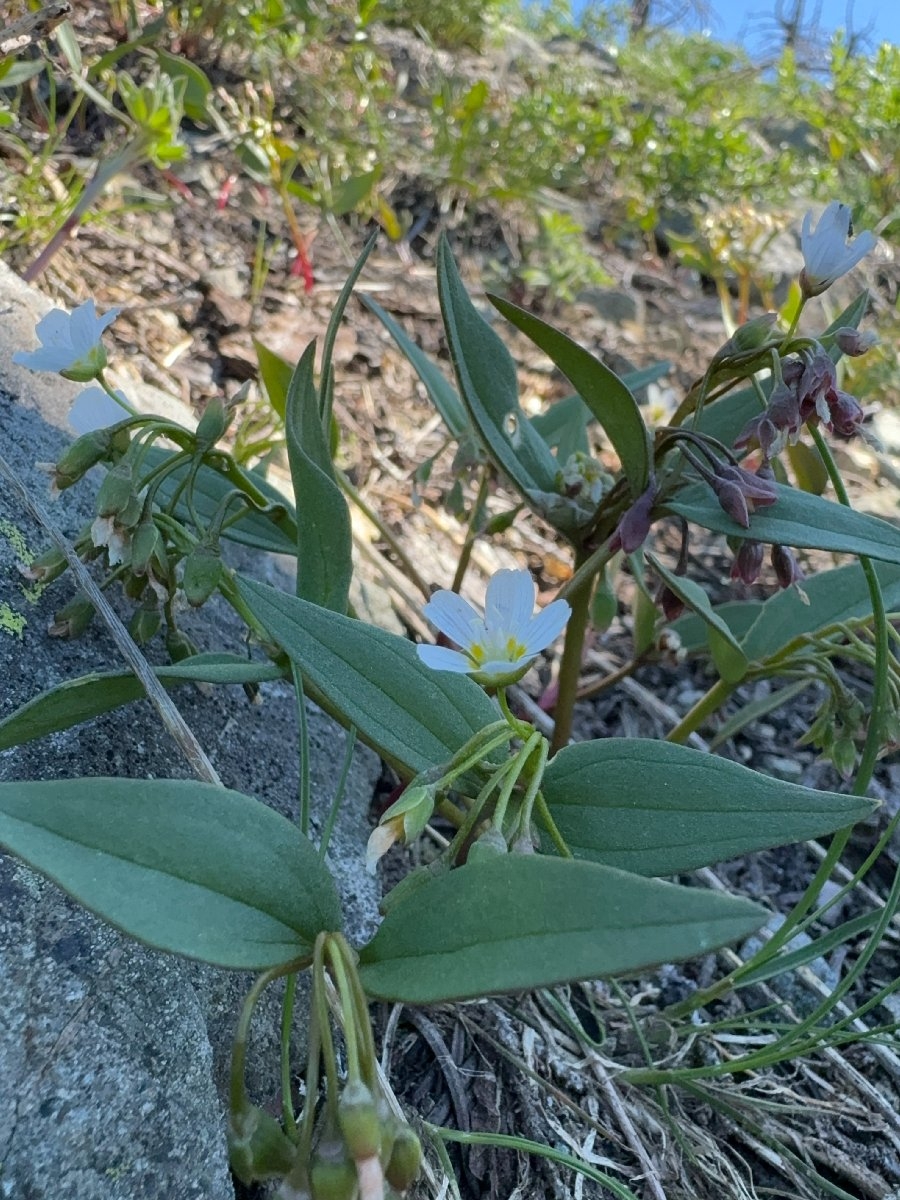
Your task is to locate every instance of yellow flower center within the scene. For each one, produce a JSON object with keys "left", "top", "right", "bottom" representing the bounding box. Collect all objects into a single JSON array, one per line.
[{"left": 467, "top": 636, "right": 527, "bottom": 668}]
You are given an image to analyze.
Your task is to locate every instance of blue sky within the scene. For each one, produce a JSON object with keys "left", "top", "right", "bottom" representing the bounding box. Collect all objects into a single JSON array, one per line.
[{"left": 566, "top": 1, "right": 899, "bottom": 54}]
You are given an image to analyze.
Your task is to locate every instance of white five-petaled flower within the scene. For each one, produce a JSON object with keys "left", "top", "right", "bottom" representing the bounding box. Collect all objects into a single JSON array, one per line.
[
  {"left": 13, "top": 299, "right": 121, "bottom": 382},
  {"left": 799, "top": 202, "right": 876, "bottom": 298},
  {"left": 417, "top": 568, "right": 571, "bottom": 687}
]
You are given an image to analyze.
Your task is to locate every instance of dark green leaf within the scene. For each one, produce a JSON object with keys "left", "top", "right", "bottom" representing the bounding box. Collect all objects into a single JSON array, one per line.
[
  {"left": 529, "top": 394, "right": 591, "bottom": 459},
  {"left": 489, "top": 294, "right": 651, "bottom": 494},
  {"left": 358, "top": 856, "right": 765, "bottom": 1002},
  {"left": 541, "top": 739, "right": 876, "bottom": 876},
  {"left": 0, "top": 655, "right": 283, "bottom": 751},
  {"left": 436, "top": 238, "right": 559, "bottom": 506},
  {"left": 284, "top": 343, "right": 352, "bottom": 612},
  {"left": 0, "top": 778, "right": 341, "bottom": 968},
  {"left": 362, "top": 295, "right": 468, "bottom": 438},
  {"left": 667, "top": 481, "right": 900, "bottom": 565},
  {"left": 237, "top": 577, "right": 498, "bottom": 777}
]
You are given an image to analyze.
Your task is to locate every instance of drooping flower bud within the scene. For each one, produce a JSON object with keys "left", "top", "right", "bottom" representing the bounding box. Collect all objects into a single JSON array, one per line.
[
  {"left": 94, "top": 461, "right": 135, "bottom": 518},
  {"left": 338, "top": 1082, "right": 382, "bottom": 1161},
  {"left": 18, "top": 544, "right": 68, "bottom": 584},
  {"left": 53, "top": 428, "right": 117, "bottom": 491},
  {"left": 181, "top": 541, "right": 223, "bottom": 607},
  {"left": 834, "top": 327, "right": 878, "bottom": 357},
  {"left": 610, "top": 478, "right": 658, "bottom": 554},
  {"left": 467, "top": 827, "right": 509, "bottom": 864},
  {"left": 713, "top": 312, "right": 780, "bottom": 362},
  {"left": 730, "top": 540, "right": 764, "bottom": 585},
  {"left": 228, "top": 1104, "right": 297, "bottom": 1185},
  {"left": 165, "top": 627, "right": 199, "bottom": 663},
  {"left": 365, "top": 783, "right": 435, "bottom": 874},
  {"left": 771, "top": 544, "right": 804, "bottom": 589},
  {"left": 131, "top": 517, "right": 164, "bottom": 577},
  {"left": 195, "top": 396, "right": 231, "bottom": 450},
  {"left": 385, "top": 1126, "right": 422, "bottom": 1192},
  {"left": 129, "top": 601, "right": 162, "bottom": 645},
  {"left": 309, "top": 1137, "right": 359, "bottom": 1200},
  {"left": 49, "top": 593, "right": 94, "bottom": 638}
]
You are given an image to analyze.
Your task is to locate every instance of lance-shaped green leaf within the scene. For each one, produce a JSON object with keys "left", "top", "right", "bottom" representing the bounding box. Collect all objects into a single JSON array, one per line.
[
  {"left": 362, "top": 294, "right": 468, "bottom": 438},
  {"left": 490, "top": 294, "right": 651, "bottom": 495},
  {"left": 237, "top": 577, "right": 497, "bottom": 777},
  {"left": 0, "top": 654, "right": 284, "bottom": 752},
  {"left": 647, "top": 551, "right": 748, "bottom": 682},
  {"left": 436, "top": 238, "right": 559, "bottom": 508},
  {"left": 320, "top": 231, "right": 378, "bottom": 421},
  {"left": 740, "top": 559, "right": 900, "bottom": 663},
  {"left": 358, "top": 856, "right": 765, "bottom": 1002},
  {"left": 667, "top": 481, "right": 900, "bottom": 565},
  {"left": 0, "top": 778, "right": 341, "bottom": 968},
  {"left": 146, "top": 447, "right": 298, "bottom": 555},
  {"left": 541, "top": 738, "right": 877, "bottom": 877},
  {"left": 284, "top": 342, "right": 352, "bottom": 612}
]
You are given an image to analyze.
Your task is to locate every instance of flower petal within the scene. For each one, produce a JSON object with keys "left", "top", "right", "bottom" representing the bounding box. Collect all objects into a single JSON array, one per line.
[
  {"left": 69, "top": 386, "right": 129, "bottom": 434},
  {"left": 422, "top": 589, "right": 481, "bottom": 647},
  {"left": 522, "top": 598, "right": 571, "bottom": 655},
  {"left": 416, "top": 644, "right": 474, "bottom": 674},
  {"left": 34, "top": 308, "right": 75, "bottom": 349},
  {"left": 484, "top": 569, "right": 535, "bottom": 636}
]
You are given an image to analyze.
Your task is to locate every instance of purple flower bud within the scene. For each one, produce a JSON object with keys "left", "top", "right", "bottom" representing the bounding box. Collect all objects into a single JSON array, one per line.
[
  {"left": 827, "top": 389, "right": 865, "bottom": 437},
  {"left": 731, "top": 540, "right": 764, "bottom": 585},
  {"left": 717, "top": 463, "right": 779, "bottom": 509},
  {"left": 713, "top": 477, "right": 750, "bottom": 527},
  {"left": 735, "top": 381, "right": 802, "bottom": 456},
  {"left": 771, "top": 544, "right": 804, "bottom": 589},
  {"left": 834, "top": 327, "right": 878, "bottom": 357},
  {"left": 659, "top": 585, "right": 685, "bottom": 622},
  {"left": 610, "top": 479, "right": 658, "bottom": 554}
]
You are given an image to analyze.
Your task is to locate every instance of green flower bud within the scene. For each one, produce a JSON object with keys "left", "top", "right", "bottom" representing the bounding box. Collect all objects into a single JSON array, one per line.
[
  {"left": 123, "top": 571, "right": 148, "bottom": 601},
  {"left": 713, "top": 313, "right": 780, "bottom": 362},
  {"left": 49, "top": 593, "right": 94, "bottom": 639},
  {"left": 165, "top": 627, "right": 199, "bottom": 663},
  {"left": 830, "top": 736, "right": 857, "bottom": 780},
  {"left": 309, "top": 1141, "right": 358, "bottom": 1200},
  {"left": 129, "top": 601, "right": 161, "bottom": 644},
  {"left": 182, "top": 541, "right": 222, "bottom": 607},
  {"left": 467, "top": 827, "right": 508, "bottom": 863},
  {"left": 195, "top": 396, "right": 231, "bottom": 449},
  {"left": 228, "top": 1105, "right": 297, "bottom": 1185},
  {"left": 18, "top": 545, "right": 68, "bottom": 584},
  {"left": 95, "top": 461, "right": 135, "bottom": 518},
  {"left": 385, "top": 1126, "right": 422, "bottom": 1191},
  {"left": 53, "top": 428, "right": 116, "bottom": 490},
  {"left": 338, "top": 1082, "right": 381, "bottom": 1161},
  {"left": 131, "top": 519, "right": 164, "bottom": 577}
]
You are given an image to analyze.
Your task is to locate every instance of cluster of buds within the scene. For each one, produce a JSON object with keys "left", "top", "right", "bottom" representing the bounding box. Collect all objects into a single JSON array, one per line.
[
  {"left": 735, "top": 347, "right": 869, "bottom": 459},
  {"left": 230, "top": 933, "right": 423, "bottom": 1200}
]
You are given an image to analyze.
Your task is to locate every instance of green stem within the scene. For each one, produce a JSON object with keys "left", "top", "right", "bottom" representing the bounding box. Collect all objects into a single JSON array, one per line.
[
  {"left": 338, "top": 468, "right": 432, "bottom": 601},
  {"left": 230, "top": 965, "right": 291, "bottom": 1119},
  {"left": 666, "top": 676, "right": 736, "bottom": 744},
  {"left": 551, "top": 550, "right": 593, "bottom": 754},
  {"left": 532, "top": 790, "right": 572, "bottom": 858},
  {"left": 450, "top": 466, "right": 491, "bottom": 595},
  {"left": 280, "top": 973, "right": 299, "bottom": 1138},
  {"left": 326, "top": 939, "right": 361, "bottom": 1083}
]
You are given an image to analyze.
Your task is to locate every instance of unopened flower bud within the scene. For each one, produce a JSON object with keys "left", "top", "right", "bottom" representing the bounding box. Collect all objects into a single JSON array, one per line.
[
  {"left": 713, "top": 478, "right": 750, "bottom": 528},
  {"left": 338, "top": 1082, "right": 381, "bottom": 1161},
  {"left": 366, "top": 784, "right": 435, "bottom": 874},
  {"left": 467, "top": 827, "right": 508, "bottom": 863},
  {"left": 131, "top": 518, "right": 164, "bottom": 576},
  {"left": 658, "top": 585, "right": 684, "bottom": 622},
  {"left": 730, "top": 540, "right": 764, "bottom": 585},
  {"left": 182, "top": 541, "right": 222, "bottom": 607},
  {"left": 129, "top": 601, "right": 161, "bottom": 645},
  {"left": 610, "top": 478, "right": 658, "bottom": 554},
  {"left": 309, "top": 1139, "right": 358, "bottom": 1200},
  {"left": 831, "top": 736, "right": 857, "bottom": 780},
  {"left": 385, "top": 1126, "right": 422, "bottom": 1191},
  {"left": 53, "top": 428, "right": 116, "bottom": 490},
  {"left": 95, "top": 461, "right": 135, "bottom": 518},
  {"left": 18, "top": 545, "right": 68, "bottom": 584},
  {"left": 771, "top": 544, "right": 803, "bottom": 589},
  {"left": 228, "top": 1104, "right": 297, "bottom": 1185},
  {"left": 713, "top": 313, "right": 779, "bottom": 361},
  {"left": 165, "top": 627, "right": 199, "bottom": 663},
  {"left": 833, "top": 327, "right": 878, "bottom": 357},
  {"left": 49, "top": 593, "right": 94, "bottom": 638},
  {"left": 123, "top": 571, "right": 148, "bottom": 601},
  {"left": 195, "top": 396, "right": 231, "bottom": 449}
]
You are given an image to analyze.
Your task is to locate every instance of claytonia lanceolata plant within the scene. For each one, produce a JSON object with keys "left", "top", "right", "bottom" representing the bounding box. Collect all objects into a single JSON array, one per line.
[
  {"left": 0, "top": 205, "right": 894, "bottom": 1197},
  {"left": 418, "top": 568, "right": 571, "bottom": 687}
]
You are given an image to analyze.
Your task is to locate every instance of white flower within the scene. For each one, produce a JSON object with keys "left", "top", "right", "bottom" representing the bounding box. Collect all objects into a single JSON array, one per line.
[
  {"left": 13, "top": 299, "right": 121, "bottom": 382},
  {"left": 90, "top": 515, "right": 131, "bottom": 566},
  {"left": 800, "top": 203, "right": 876, "bottom": 298},
  {"left": 68, "top": 386, "right": 132, "bottom": 434},
  {"left": 418, "top": 568, "right": 570, "bottom": 687}
]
